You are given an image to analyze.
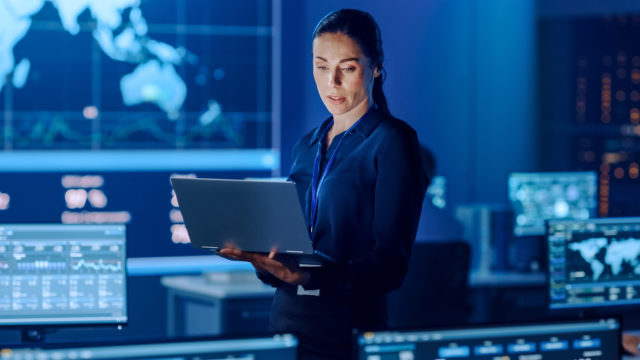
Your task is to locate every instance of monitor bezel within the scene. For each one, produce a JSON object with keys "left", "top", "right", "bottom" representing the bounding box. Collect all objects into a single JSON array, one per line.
[
  {"left": 354, "top": 316, "right": 622, "bottom": 360},
  {"left": 0, "top": 332, "right": 298, "bottom": 357}
]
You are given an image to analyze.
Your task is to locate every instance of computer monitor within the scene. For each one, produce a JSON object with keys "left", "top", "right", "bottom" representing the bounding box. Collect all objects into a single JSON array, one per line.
[
  {"left": 357, "top": 318, "right": 620, "bottom": 360},
  {"left": 0, "top": 171, "right": 271, "bottom": 260},
  {"left": 0, "top": 224, "right": 127, "bottom": 327},
  {"left": 0, "top": 334, "right": 297, "bottom": 360},
  {"left": 508, "top": 171, "right": 597, "bottom": 236},
  {"left": 548, "top": 217, "right": 640, "bottom": 310}
]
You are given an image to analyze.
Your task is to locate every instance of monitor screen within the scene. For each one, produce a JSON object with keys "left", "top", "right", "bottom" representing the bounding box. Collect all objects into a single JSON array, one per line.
[
  {"left": 0, "top": 171, "right": 271, "bottom": 259},
  {"left": 508, "top": 171, "right": 597, "bottom": 236},
  {"left": 0, "top": 0, "right": 278, "bottom": 157},
  {"left": 357, "top": 318, "right": 620, "bottom": 360},
  {"left": 0, "top": 224, "right": 127, "bottom": 326},
  {"left": 0, "top": 334, "right": 297, "bottom": 360},
  {"left": 0, "top": 0, "right": 279, "bottom": 260},
  {"left": 548, "top": 217, "right": 640, "bottom": 310}
]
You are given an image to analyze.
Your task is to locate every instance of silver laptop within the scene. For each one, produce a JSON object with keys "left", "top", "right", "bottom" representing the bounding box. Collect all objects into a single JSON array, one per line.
[{"left": 170, "top": 177, "right": 329, "bottom": 266}]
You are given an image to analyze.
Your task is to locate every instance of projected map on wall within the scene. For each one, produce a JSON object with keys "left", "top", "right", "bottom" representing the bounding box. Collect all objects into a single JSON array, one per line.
[{"left": 0, "top": 0, "right": 277, "bottom": 171}]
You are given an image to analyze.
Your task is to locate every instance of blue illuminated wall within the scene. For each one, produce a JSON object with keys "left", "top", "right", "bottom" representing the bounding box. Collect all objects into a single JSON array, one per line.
[
  {"left": 279, "top": 0, "right": 538, "bottom": 209},
  {"left": 538, "top": 0, "right": 640, "bottom": 217}
]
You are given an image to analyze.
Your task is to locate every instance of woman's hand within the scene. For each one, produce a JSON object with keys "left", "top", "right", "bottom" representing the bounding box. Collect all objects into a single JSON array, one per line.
[
  {"left": 622, "top": 333, "right": 640, "bottom": 355},
  {"left": 218, "top": 246, "right": 310, "bottom": 286}
]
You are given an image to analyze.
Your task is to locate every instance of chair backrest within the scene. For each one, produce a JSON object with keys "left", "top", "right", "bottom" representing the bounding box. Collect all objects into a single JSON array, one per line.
[{"left": 387, "top": 240, "right": 471, "bottom": 329}]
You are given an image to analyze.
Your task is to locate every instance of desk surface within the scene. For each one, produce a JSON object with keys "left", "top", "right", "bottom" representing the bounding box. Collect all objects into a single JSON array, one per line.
[
  {"left": 160, "top": 270, "right": 546, "bottom": 298},
  {"left": 161, "top": 274, "right": 640, "bottom": 359},
  {"left": 469, "top": 271, "right": 546, "bottom": 288},
  {"left": 161, "top": 274, "right": 275, "bottom": 299},
  {"left": 134, "top": 256, "right": 547, "bottom": 289}
]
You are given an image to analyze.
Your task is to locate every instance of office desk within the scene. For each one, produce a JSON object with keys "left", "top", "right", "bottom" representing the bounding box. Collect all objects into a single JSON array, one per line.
[
  {"left": 161, "top": 274, "right": 275, "bottom": 337},
  {"left": 469, "top": 271, "right": 545, "bottom": 288}
]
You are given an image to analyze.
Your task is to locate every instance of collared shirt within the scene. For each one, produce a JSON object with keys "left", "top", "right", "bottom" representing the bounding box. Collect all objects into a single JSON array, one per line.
[
  {"left": 262, "top": 107, "right": 428, "bottom": 347},
  {"left": 291, "top": 107, "right": 426, "bottom": 290}
]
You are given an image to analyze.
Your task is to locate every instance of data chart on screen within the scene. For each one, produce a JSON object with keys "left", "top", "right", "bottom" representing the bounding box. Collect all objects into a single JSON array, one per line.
[{"left": 0, "top": 224, "right": 127, "bottom": 325}]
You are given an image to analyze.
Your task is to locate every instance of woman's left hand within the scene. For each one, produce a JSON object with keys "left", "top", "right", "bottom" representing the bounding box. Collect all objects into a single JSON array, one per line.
[
  {"left": 622, "top": 333, "right": 640, "bottom": 355},
  {"left": 219, "top": 246, "right": 310, "bottom": 286}
]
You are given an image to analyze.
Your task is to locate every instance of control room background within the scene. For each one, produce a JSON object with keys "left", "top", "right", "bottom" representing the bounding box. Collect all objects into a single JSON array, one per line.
[{"left": 1, "top": 0, "right": 640, "bottom": 345}]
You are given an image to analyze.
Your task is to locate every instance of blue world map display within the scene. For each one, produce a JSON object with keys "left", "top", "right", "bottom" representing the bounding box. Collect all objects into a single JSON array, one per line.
[
  {"left": 567, "top": 236, "right": 640, "bottom": 282},
  {"left": 568, "top": 236, "right": 640, "bottom": 282},
  {"left": 0, "top": 0, "right": 276, "bottom": 259},
  {"left": 0, "top": 0, "right": 274, "bottom": 155}
]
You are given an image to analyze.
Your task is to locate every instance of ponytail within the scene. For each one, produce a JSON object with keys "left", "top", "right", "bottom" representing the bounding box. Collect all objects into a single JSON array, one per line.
[{"left": 372, "top": 68, "right": 389, "bottom": 114}]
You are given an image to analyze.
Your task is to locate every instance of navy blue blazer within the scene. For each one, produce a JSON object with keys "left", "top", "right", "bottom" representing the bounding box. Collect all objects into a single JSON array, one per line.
[{"left": 259, "top": 107, "right": 427, "bottom": 349}]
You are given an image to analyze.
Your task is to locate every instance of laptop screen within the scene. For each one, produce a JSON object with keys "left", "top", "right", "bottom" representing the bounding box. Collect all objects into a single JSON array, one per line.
[{"left": 356, "top": 318, "right": 620, "bottom": 360}]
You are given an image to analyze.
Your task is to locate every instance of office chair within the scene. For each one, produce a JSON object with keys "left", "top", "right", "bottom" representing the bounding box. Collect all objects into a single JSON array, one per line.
[{"left": 387, "top": 240, "right": 471, "bottom": 329}]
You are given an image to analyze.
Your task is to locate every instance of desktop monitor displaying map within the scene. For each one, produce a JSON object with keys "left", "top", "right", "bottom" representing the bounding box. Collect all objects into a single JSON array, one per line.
[
  {"left": 0, "top": 334, "right": 297, "bottom": 360},
  {"left": 548, "top": 217, "right": 640, "bottom": 310},
  {"left": 357, "top": 318, "right": 620, "bottom": 360},
  {"left": 0, "top": 224, "right": 127, "bottom": 326},
  {"left": 508, "top": 171, "right": 597, "bottom": 236}
]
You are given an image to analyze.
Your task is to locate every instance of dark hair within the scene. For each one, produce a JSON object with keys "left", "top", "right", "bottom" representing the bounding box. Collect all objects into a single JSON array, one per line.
[
  {"left": 312, "top": 9, "right": 389, "bottom": 114},
  {"left": 420, "top": 144, "right": 436, "bottom": 187}
]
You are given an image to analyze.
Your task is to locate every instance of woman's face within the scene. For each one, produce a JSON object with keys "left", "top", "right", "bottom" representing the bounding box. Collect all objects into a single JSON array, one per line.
[{"left": 312, "top": 32, "right": 380, "bottom": 118}]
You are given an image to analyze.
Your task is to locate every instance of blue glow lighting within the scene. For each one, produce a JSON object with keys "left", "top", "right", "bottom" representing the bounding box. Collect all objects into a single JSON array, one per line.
[{"left": 0, "top": 150, "right": 279, "bottom": 172}]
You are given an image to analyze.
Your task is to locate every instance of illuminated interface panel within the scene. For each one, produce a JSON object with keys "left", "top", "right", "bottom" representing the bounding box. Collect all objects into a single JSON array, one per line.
[
  {"left": 357, "top": 318, "right": 619, "bottom": 360},
  {"left": 0, "top": 0, "right": 277, "bottom": 156},
  {"left": 0, "top": 171, "right": 271, "bottom": 259},
  {"left": 508, "top": 171, "right": 597, "bottom": 236},
  {"left": 0, "top": 224, "right": 127, "bottom": 325},
  {"left": 548, "top": 217, "right": 640, "bottom": 310},
  {"left": 0, "top": 334, "right": 297, "bottom": 360}
]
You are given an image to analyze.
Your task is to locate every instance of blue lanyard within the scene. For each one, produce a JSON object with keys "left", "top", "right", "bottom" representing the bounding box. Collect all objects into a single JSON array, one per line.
[{"left": 309, "top": 116, "right": 363, "bottom": 234}]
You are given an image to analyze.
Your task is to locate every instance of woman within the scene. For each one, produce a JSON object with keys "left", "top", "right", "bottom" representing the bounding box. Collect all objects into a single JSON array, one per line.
[{"left": 221, "top": 9, "right": 427, "bottom": 359}]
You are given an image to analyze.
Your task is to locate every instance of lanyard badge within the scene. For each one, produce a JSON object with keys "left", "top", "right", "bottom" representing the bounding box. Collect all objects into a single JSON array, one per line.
[{"left": 309, "top": 115, "right": 365, "bottom": 236}]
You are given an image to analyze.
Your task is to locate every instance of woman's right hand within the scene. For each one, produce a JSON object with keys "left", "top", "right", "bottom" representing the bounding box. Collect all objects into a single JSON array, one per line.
[{"left": 622, "top": 333, "right": 640, "bottom": 355}]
